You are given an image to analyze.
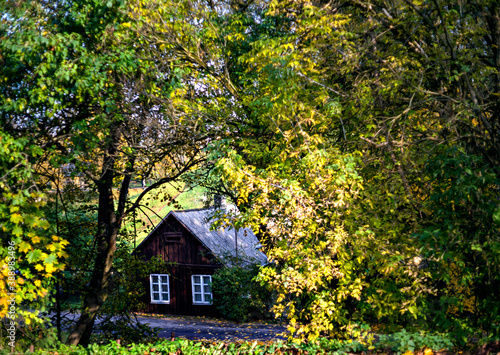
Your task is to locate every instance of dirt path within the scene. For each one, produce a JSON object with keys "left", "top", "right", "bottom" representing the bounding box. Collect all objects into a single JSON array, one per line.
[
  {"left": 50, "top": 312, "right": 287, "bottom": 342},
  {"left": 134, "top": 314, "right": 288, "bottom": 342}
]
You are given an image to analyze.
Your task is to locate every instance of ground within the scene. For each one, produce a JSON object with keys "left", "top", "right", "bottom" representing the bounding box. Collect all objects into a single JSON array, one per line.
[{"left": 134, "top": 313, "right": 288, "bottom": 342}]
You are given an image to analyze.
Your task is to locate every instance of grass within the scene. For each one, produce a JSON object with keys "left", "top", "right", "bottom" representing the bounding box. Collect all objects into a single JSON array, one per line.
[
  {"left": 72, "top": 179, "right": 206, "bottom": 247},
  {"left": 122, "top": 182, "right": 207, "bottom": 246}
]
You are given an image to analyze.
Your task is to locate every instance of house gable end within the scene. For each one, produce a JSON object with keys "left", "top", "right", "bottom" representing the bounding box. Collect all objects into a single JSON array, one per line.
[{"left": 136, "top": 213, "right": 217, "bottom": 266}]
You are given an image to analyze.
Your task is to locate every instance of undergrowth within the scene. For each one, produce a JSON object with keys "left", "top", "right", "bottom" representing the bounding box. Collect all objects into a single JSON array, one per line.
[{"left": 1, "top": 330, "right": 456, "bottom": 355}]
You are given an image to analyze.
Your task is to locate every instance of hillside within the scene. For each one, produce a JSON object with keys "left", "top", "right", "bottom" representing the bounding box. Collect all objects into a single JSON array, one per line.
[{"left": 124, "top": 182, "right": 207, "bottom": 246}]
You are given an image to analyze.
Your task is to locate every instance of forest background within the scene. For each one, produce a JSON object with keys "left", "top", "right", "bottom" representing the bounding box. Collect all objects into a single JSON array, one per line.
[{"left": 0, "top": 0, "right": 499, "bottom": 352}]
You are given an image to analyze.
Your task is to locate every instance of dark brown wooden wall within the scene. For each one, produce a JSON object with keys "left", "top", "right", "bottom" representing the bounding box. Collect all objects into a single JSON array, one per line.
[
  {"left": 141, "top": 265, "right": 220, "bottom": 317},
  {"left": 136, "top": 214, "right": 221, "bottom": 317}
]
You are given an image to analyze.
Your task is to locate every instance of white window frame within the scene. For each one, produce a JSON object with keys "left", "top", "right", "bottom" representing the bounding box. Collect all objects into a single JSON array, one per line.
[
  {"left": 149, "top": 274, "right": 170, "bottom": 304},
  {"left": 191, "top": 275, "right": 212, "bottom": 305}
]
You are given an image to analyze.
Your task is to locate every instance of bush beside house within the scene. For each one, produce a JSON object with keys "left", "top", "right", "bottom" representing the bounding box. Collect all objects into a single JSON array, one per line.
[{"left": 212, "top": 264, "right": 274, "bottom": 322}]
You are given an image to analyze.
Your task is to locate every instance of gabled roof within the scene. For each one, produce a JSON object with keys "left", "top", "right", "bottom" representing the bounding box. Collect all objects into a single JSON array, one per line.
[{"left": 137, "top": 206, "right": 267, "bottom": 266}]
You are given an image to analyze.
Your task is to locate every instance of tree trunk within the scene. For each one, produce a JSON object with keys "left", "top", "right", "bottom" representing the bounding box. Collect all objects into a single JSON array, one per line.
[{"left": 66, "top": 131, "right": 124, "bottom": 346}]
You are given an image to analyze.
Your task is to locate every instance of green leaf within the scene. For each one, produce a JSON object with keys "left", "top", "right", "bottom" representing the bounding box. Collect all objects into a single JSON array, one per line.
[
  {"left": 44, "top": 253, "right": 57, "bottom": 265},
  {"left": 493, "top": 206, "right": 500, "bottom": 225},
  {"left": 27, "top": 250, "right": 43, "bottom": 263},
  {"left": 12, "top": 225, "right": 23, "bottom": 236}
]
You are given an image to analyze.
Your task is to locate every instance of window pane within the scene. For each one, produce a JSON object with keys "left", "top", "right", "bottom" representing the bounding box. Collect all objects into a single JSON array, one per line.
[
  {"left": 152, "top": 293, "right": 159, "bottom": 301},
  {"left": 194, "top": 285, "right": 201, "bottom": 292},
  {"left": 205, "top": 294, "right": 212, "bottom": 303},
  {"left": 152, "top": 275, "right": 158, "bottom": 283},
  {"left": 193, "top": 276, "right": 200, "bottom": 284},
  {"left": 152, "top": 284, "right": 159, "bottom": 292},
  {"left": 203, "top": 285, "right": 211, "bottom": 293},
  {"left": 203, "top": 276, "right": 211, "bottom": 284},
  {"left": 195, "top": 294, "right": 202, "bottom": 302},
  {"left": 160, "top": 275, "right": 168, "bottom": 284},
  {"left": 161, "top": 293, "right": 169, "bottom": 300}
]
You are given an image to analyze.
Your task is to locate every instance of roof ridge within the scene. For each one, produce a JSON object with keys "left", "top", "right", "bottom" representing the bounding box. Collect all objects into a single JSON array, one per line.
[
  {"left": 173, "top": 206, "right": 237, "bottom": 213},
  {"left": 173, "top": 207, "right": 212, "bottom": 213}
]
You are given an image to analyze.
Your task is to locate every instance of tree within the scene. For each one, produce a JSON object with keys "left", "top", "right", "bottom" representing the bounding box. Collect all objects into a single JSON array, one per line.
[
  {"left": 191, "top": 0, "right": 500, "bottom": 339},
  {"left": 0, "top": 0, "right": 215, "bottom": 345},
  {"left": 209, "top": 147, "right": 431, "bottom": 339}
]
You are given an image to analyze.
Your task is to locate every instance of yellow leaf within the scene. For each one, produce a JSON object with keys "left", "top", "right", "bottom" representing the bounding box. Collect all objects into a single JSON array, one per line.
[
  {"left": 57, "top": 251, "right": 68, "bottom": 258},
  {"left": 10, "top": 213, "right": 23, "bottom": 224},
  {"left": 18, "top": 242, "right": 31, "bottom": 253},
  {"left": 32, "top": 236, "right": 41, "bottom": 244},
  {"left": 34, "top": 280, "right": 41, "bottom": 287},
  {"left": 45, "top": 263, "right": 56, "bottom": 274},
  {"left": 35, "top": 264, "right": 44, "bottom": 272}
]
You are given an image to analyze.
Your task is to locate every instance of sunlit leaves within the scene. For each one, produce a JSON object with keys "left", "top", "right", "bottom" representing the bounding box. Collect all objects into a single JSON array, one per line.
[
  {"left": 210, "top": 148, "right": 424, "bottom": 339},
  {"left": 0, "top": 132, "right": 67, "bottom": 320}
]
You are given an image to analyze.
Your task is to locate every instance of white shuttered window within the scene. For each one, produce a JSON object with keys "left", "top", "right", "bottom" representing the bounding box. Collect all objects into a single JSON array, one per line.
[
  {"left": 150, "top": 274, "right": 170, "bottom": 304},
  {"left": 191, "top": 275, "right": 212, "bottom": 305}
]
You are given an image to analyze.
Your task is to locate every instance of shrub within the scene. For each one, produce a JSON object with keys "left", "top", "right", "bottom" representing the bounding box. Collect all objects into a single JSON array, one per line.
[
  {"left": 0, "top": 316, "right": 59, "bottom": 354},
  {"left": 212, "top": 264, "right": 274, "bottom": 322}
]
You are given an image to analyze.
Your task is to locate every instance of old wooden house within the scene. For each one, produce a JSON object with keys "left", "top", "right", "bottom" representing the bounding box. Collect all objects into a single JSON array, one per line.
[{"left": 134, "top": 207, "right": 266, "bottom": 317}]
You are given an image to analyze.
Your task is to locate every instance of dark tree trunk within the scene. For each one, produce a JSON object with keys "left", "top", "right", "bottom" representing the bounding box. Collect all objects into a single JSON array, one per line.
[{"left": 66, "top": 125, "right": 131, "bottom": 346}]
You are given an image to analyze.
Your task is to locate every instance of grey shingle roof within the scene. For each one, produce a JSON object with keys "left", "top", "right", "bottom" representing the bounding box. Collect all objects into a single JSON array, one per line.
[{"left": 141, "top": 206, "right": 267, "bottom": 266}]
